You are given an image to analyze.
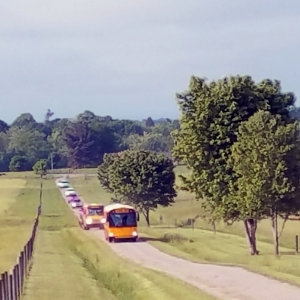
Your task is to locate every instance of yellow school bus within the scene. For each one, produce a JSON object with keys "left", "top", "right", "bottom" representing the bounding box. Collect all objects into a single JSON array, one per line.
[
  {"left": 79, "top": 203, "right": 105, "bottom": 230},
  {"left": 101, "top": 203, "right": 139, "bottom": 242}
]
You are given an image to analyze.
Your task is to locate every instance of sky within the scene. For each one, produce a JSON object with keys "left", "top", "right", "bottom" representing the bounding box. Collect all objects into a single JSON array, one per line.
[{"left": 1, "top": 0, "right": 300, "bottom": 123}]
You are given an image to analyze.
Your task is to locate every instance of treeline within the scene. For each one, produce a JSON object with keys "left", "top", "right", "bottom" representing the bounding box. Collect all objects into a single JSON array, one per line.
[{"left": 0, "top": 109, "right": 179, "bottom": 172}]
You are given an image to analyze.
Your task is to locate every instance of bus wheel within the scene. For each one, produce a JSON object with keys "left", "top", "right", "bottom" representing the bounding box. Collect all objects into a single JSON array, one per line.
[
  {"left": 108, "top": 237, "right": 114, "bottom": 243},
  {"left": 131, "top": 237, "right": 137, "bottom": 242}
]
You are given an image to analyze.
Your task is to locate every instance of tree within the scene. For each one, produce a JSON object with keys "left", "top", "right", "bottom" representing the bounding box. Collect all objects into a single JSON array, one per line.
[
  {"left": 62, "top": 121, "right": 96, "bottom": 168},
  {"left": 173, "top": 75, "right": 295, "bottom": 255},
  {"left": 8, "top": 127, "right": 51, "bottom": 165},
  {"left": 125, "top": 132, "right": 170, "bottom": 152},
  {"left": 76, "top": 110, "right": 96, "bottom": 123},
  {"left": 230, "top": 110, "right": 300, "bottom": 255},
  {"left": 33, "top": 159, "right": 48, "bottom": 178},
  {"left": 89, "top": 120, "right": 119, "bottom": 164},
  {"left": 98, "top": 150, "right": 177, "bottom": 226},
  {"left": 145, "top": 117, "right": 155, "bottom": 127},
  {"left": 11, "top": 113, "right": 37, "bottom": 128},
  {"left": 98, "top": 153, "right": 119, "bottom": 195},
  {"left": 0, "top": 120, "right": 9, "bottom": 133},
  {"left": 9, "top": 155, "right": 30, "bottom": 171}
]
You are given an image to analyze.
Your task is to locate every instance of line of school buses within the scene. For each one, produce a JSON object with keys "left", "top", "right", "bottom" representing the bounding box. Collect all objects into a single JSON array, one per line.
[{"left": 57, "top": 178, "right": 140, "bottom": 243}]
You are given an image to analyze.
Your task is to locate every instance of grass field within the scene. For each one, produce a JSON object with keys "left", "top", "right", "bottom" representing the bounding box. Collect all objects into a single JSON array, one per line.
[
  {"left": 20, "top": 178, "right": 216, "bottom": 300},
  {"left": 67, "top": 168, "right": 300, "bottom": 288},
  {"left": 0, "top": 178, "right": 40, "bottom": 274}
]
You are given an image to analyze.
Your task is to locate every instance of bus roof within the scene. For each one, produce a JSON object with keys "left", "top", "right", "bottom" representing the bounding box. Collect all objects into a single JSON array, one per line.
[
  {"left": 85, "top": 203, "right": 104, "bottom": 208},
  {"left": 104, "top": 203, "right": 135, "bottom": 213}
]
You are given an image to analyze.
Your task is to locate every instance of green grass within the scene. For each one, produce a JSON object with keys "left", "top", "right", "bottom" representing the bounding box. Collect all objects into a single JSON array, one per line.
[
  {"left": 22, "top": 177, "right": 216, "bottom": 300},
  {"left": 0, "top": 178, "right": 41, "bottom": 274},
  {"left": 69, "top": 170, "right": 300, "bottom": 288}
]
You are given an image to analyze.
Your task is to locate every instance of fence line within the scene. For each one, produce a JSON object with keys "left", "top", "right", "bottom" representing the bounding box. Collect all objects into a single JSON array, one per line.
[{"left": 0, "top": 182, "right": 43, "bottom": 300}]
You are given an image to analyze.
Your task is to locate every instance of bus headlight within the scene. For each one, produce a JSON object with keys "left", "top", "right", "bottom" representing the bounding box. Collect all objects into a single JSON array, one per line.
[
  {"left": 108, "top": 232, "right": 114, "bottom": 237},
  {"left": 132, "top": 231, "right": 138, "bottom": 236},
  {"left": 86, "top": 218, "right": 93, "bottom": 225}
]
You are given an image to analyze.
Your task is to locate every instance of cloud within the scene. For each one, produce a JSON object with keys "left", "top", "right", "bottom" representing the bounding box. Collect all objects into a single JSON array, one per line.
[{"left": 0, "top": 0, "right": 299, "bottom": 122}]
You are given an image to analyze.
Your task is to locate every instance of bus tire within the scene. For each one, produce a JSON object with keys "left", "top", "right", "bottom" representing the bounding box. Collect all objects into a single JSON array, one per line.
[
  {"left": 131, "top": 237, "right": 137, "bottom": 242},
  {"left": 108, "top": 237, "right": 114, "bottom": 243}
]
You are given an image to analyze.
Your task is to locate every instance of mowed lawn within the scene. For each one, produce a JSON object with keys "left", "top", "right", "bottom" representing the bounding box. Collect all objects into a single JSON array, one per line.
[
  {"left": 0, "top": 177, "right": 40, "bottom": 274},
  {"left": 69, "top": 169, "right": 300, "bottom": 287},
  {"left": 23, "top": 179, "right": 216, "bottom": 300}
]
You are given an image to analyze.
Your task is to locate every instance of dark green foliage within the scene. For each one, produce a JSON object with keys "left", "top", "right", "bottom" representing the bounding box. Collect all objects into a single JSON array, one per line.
[
  {"left": 9, "top": 155, "right": 30, "bottom": 171},
  {"left": 98, "top": 150, "right": 177, "bottom": 226},
  {"left": 145, "top": 117, "right": 155, "bottom": 127},
  {"left": 0, "top": 110, "right": 177, "bottom": 171},
  {"left": 0, "top": 120, "right": 9, "bottom": 133},
  {"left": 62, "top": 121, "right": 97, "bottom": 169}
]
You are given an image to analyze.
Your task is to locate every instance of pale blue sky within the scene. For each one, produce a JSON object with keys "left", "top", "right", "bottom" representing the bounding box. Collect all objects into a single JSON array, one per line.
[{"left": 0, "top": 0, "right": 300, "bottom": 123}]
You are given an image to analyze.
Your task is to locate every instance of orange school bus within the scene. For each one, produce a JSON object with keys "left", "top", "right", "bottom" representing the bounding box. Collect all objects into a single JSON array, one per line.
[{"left": 101, "top": 203, "right": 139, "bottom": 242}]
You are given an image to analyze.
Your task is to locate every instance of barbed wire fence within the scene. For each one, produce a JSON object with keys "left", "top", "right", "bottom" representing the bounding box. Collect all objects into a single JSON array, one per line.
[{"left": 0, "top": 182, "right": 43, "bottom": 300}]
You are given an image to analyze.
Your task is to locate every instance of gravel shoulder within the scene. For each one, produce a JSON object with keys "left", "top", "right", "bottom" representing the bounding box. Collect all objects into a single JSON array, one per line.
[{"left": 57, "top": 176, "right": 300, "bottom": 300}]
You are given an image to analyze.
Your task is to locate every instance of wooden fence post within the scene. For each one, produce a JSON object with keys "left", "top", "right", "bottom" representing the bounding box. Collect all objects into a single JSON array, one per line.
[
  {"left": 0, "top": 273, "right": 5, "bottom": 300},
  {"left": 296, "top": 235, "right": 299, "bottom": 253},
  {"left": 20, "top": 252, "right": 25, "bottom": 292},
  {"left": 13, "top": 267, "right": 17, "bottom": 300},
  {"left": 15, "top": 263, "right": 20, "bottom": 299},
  {"left": 9, "top": 273, "right": 13, "bottom": 300},
  {"left": 3, "top": 272, "right": 9, "bottom": 300}
]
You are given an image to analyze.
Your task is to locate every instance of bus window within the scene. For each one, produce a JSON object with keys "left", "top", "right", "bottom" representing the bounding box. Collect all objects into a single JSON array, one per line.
[
  {"left": 108, "top": 211, "right": 137, "bottom": 227},
  {"left": 87, "top": 207, "right": 104, "bottom": 216}
]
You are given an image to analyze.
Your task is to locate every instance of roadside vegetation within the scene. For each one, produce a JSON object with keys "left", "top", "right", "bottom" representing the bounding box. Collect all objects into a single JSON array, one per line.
[
  {"left": 69, "top": 169, "right": 300, "bottom": 287},
  {"left": 0, "top": 177, "right": 40, "bottom": 274},
  {"left": 21, "top": 178, "right": 216, "bottom": 300}
]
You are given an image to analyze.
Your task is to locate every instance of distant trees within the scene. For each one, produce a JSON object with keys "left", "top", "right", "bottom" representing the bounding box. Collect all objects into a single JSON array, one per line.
[
  {"left": 62, "top": 121, "right": 97, "bottom": 169},
  {"left": 0, "top": 110, "right": 178, "bottom": 172},
  {"left": 9, "top": 155, "right": 30, "bottom": 171},
  {"left": 173, "top": 75, "right": 300, "bottom": 255},
  {"left": 98, "top": 150, "right": 177, "bottom": 226}
]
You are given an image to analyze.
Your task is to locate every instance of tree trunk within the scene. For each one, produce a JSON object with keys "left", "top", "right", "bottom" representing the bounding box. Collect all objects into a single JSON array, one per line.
[
  {"left": 143, "top": 209, "right": 150, "bottom": 227},
  {"left": 212, "top": 220, "right": 216, "bottom": 235},
  {"left": 271, "top": 211, "right": 279, "bottom": 255},
  {"left": 244, "top": 219, "right": 259, "bottom": 255}
]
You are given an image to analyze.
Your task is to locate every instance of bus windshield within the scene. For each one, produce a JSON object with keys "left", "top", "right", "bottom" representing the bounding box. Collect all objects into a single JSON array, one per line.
[
  {"left": 87, "top": 207, "right": 103, "bottom": 216},
  {"left": 108, "top": 211, "right": 137, "bottom": 227}
]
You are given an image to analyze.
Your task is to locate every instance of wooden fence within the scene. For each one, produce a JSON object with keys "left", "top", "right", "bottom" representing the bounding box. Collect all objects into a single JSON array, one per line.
[{"left": 0, "top": 182, "right": 43, "bottom": 300}]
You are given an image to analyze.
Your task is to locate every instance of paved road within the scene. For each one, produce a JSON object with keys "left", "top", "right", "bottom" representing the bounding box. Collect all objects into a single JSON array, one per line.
[{"left": 56, "top": 177, "right": 300, "bottom": 300}]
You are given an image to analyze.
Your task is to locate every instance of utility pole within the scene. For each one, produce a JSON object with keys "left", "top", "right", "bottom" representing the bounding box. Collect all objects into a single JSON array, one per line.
[{"left": 50, "top": 153, "right": 54, "bottom": 170}]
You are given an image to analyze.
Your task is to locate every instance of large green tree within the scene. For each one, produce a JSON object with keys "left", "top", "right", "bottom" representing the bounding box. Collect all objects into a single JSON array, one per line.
[
  {"left": 62, "top": 121, "right": 96, "bottom": 168},
  {"left": 231, "top": 110, "right": 300, "bottom": 255},
  {"left": 32, "top": 159, "right": 48, "bottom": 178},
  {"left": 98, "top": 150, "right": 177, "bottom": 226},
  {"left": 8, "top": 127, "right": 51, "bottom": 166},
  {"left": 173, "top": 75, "right": 295, "bottom": 254}
]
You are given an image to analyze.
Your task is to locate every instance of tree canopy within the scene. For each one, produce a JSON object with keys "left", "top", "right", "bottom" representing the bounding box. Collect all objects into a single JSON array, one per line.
[
  {"left": 98, "top": 150, "right": 177, "bottom": 226},
  {"left": 0, "top": 110, "right": 177, "bottom": 172},
  {"left": 173, "top": 75, "right": 298, "bottom": 254}
]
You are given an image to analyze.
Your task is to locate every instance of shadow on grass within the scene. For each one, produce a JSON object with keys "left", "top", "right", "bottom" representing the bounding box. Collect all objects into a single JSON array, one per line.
[
  {"left": 138, "top": 236, "right": 165, "bottom": 243},
  {"left": 279, "top": 251, "right": 299, "bottom": 256}
]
